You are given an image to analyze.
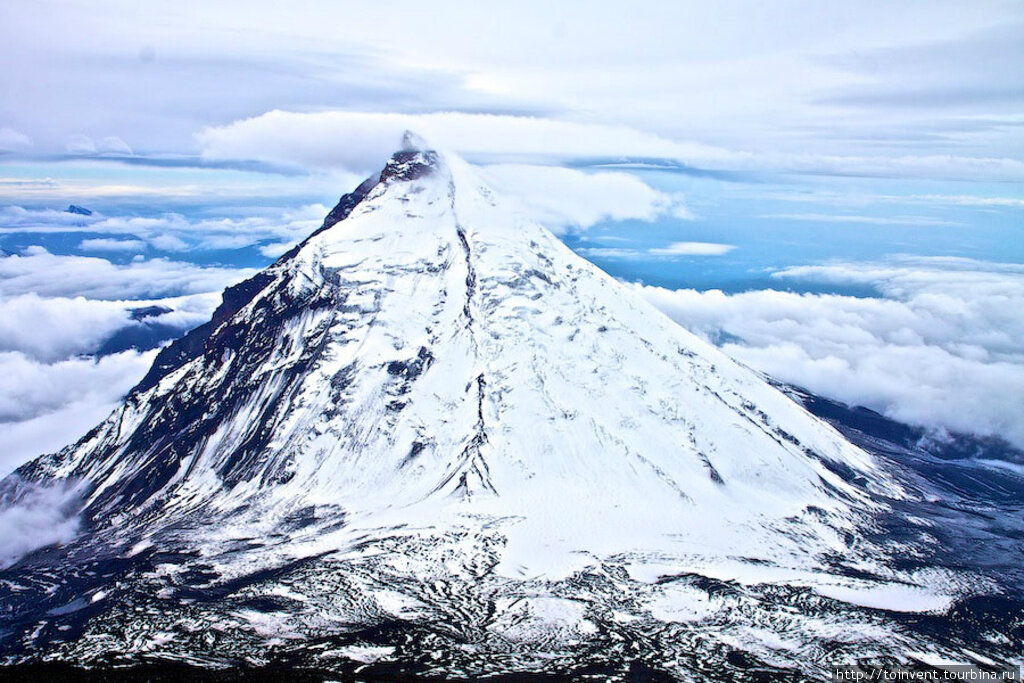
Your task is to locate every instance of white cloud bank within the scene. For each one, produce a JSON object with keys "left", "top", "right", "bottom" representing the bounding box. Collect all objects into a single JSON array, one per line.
[
  {"left": 635, "top": 257, "right": 1024, "bottom": 448},
  {"left": 0, "top": 294, "right": 135, "bottom": 361}
]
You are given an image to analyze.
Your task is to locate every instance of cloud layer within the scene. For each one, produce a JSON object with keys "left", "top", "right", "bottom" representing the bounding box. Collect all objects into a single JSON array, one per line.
[{"left": 635, "top": 257, "right": 1024, "bottom": 448}]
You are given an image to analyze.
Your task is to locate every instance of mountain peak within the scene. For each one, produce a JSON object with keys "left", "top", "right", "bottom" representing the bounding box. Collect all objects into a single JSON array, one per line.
[
  {"left": 4, "top": 147, "right": 963, "bottom": 676},
  {"left": 380, "top": 131, "right": 440, "bottom": 183},
  {"left": 319, "top": 139, "right": 442, "bottom": 234},
  {"left": 399, "top": 128, "right": 429, "bottom": 152},
  {"left": 378, "top": 147, "right": 440, "bottom": 183},
  {"left": 15, "top": 144, "right": 894, "bottom": 563}
]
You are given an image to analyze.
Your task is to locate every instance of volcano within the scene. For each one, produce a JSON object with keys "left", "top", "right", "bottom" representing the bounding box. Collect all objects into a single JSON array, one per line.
[{"left": 0, "top": 139, "right": 1008, "bottom": 680}]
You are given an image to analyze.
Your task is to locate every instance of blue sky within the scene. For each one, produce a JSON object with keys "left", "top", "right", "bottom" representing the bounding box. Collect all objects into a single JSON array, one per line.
[{"left": 1, "top": 0, "right": 1023, "bottom": 473}]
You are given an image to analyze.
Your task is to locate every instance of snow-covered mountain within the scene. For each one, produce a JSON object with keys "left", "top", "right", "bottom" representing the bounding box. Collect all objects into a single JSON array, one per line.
[{"left": 0, "top": 140, "right": 1013, "bottom": 679}]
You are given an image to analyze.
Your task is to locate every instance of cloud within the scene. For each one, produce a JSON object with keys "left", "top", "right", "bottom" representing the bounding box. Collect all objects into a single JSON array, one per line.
[
  {"left": 0, "top": 203, "right": 330, "bottom": 254},
  {"left": 819, "top": 20, "right": 1024, "bottom": 112},
  {"left": 65, "top": 134, "right": 136, "bottom": 156},
  {"left": 0, "top": 127, "right": 32, "bottom": 152},
  {"left": 742, "top": 189, "right": 1024, "bottom": 211},
  {"left": 78, "top": 237, "right": 147, "bottom": 252},
  {"left": 649, "top": 242, "right": 735, "bottom": 256},
  {"left": 0, "top": 347, "right": 154, "bottom": 474},
  {"left": 0, "top": 290, "right": 218, "bottom": 475},
  {"left": 0, "top": 246, "right": 254, "bottom": 299},
  {"left": 479, "top": 164, "right": 691, "bottom": 232},
  {"left": 98, "top": 136, "right": 133, "bottom": 155},
  {"left": 147, "top": 233, "right": 189, "bottom": 251},
  {"left": 0, "top": 292, "right": 217, "bottom": 362},
  {"left": 259, "top": 241, "right": 296, "bottom": 258},
  {"left": 0, "top": 349, "right": 157, "bottom": 424},
  {"left": 0, "top": 479, "right": 81, "bottom": 568},
  {"left": 577, "top": 242, "right": 736, "bottom": 260},
  {"left": 907, "top": 194, "right": 1024, "bottom": 208},
  {"left": 763, "top": 213, "right": 963, "bottom": 227},
  {"left": 0, "top": 294, "right": 134, "bottom": 361},
  {"left": 0, "top": 166, "right": 690, "bottom": 247},
  {"left": 0, "top": 205, "right": 97, "bottom": 228},
  {"left": 66, "top": 135, "right": 97, "bottom": 155},
  {"left": 195, "top": 109, "right": 1024, "bottom": 181},
  {"left": 0, "top": 401, "right": 123, "bottom": 478},
  {"left": 196, "top": 110, "right": 738, "bottom": 172},
  {"left": 634, "top": 257, "right": 1024, "bottom": 448},
  {"left": 1, "top": 1, "right": 1022, "bottom": 184}
]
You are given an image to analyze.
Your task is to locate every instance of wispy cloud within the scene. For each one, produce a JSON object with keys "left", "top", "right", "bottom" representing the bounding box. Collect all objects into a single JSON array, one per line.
[
  {"left": 906, "top": 195, "right": 1024, "bottom": 209},
  {"left": 743, "top": 189, "right": 1024, "bottom": 210},
  {"left": 66, "top": 134, "right": 133, "bottom": 156}
]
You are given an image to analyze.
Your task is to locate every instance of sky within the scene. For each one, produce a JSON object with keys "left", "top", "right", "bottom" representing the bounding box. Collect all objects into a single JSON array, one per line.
[{"left": 1, "top": 0, "right": 1023, "bottom": 475}]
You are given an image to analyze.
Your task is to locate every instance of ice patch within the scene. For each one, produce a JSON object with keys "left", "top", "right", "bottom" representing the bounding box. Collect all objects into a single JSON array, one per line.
[
  {"left": 814, "top": 581, "right": 955, "bottom": 613},
  {"left": 332, "top": 645, "right": 395, "bottom": 664}
]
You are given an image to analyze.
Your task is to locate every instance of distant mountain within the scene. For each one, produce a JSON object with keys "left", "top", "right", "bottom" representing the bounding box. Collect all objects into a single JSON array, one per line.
[
  {"left": 65, "top": 205, "right": 93, "bottom": 216},
  {"left": 1, "top": 140, "right": 1017, "bottom": 679}
]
